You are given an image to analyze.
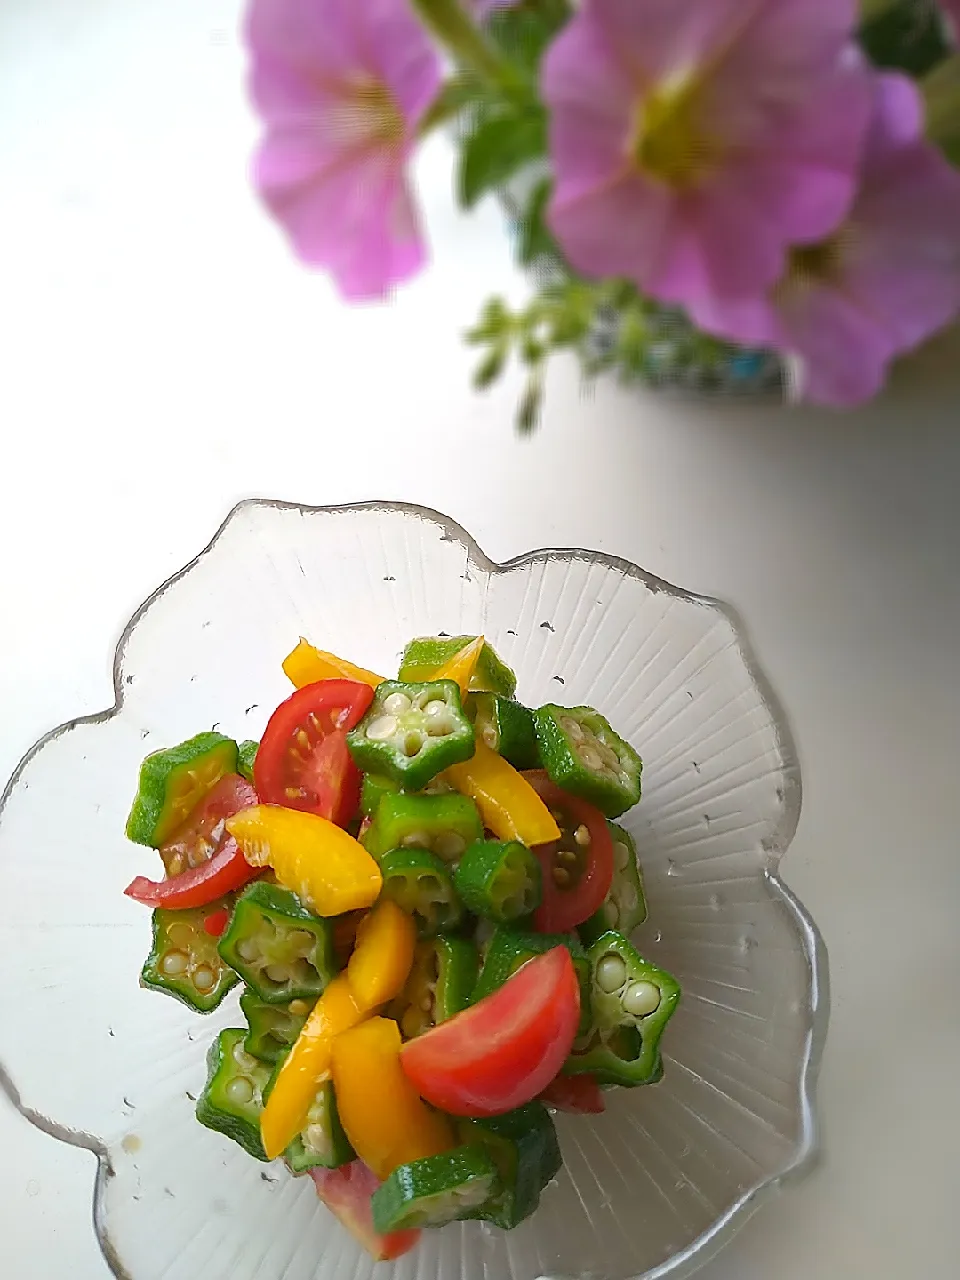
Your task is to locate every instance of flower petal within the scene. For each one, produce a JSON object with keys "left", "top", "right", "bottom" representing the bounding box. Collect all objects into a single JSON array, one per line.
[{"left": 778, "top": 284, "right": 892, "bottom": 407}]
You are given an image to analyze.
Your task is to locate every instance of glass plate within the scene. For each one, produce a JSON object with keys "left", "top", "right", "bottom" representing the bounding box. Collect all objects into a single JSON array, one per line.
[{"left": 0, "top": 501, "right": 825, "bottom": 1280}]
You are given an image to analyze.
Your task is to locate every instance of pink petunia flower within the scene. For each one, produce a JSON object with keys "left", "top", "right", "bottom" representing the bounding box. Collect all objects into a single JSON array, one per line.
[
  {"left": 247, "top": 0, "right": 441, "bottom": 300},
  {"left": 542, "top": 0, "right": 873, "bottom": 310},
  {"left": 694, "top": 73, "right": 960, "bottom": 406},
  {"left": 942, "top": 1, "right": 960, "bottom": 40}
]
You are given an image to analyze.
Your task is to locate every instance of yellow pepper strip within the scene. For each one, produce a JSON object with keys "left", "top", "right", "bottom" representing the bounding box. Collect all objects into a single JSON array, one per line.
[
  {"left": 260, "top": 974, "right": 362, "bottom": 1160},
  {"left": 445, "top": 741, "right": 561, "bottom": 846},
  {"left": 282, "top": 638, "right": 383, "bottom": 691},
  {"left": 430, "top": 635, "right": 485, "bottom": 696},
  {"left": 347, "top": 900, "right": 416, "bottom": 1014},
  {"left": 226, "top": 806, "right": 382, "bottom": 916},
  {"left": 332, "top": 1017, "right": 454, "bottom": 1181}
]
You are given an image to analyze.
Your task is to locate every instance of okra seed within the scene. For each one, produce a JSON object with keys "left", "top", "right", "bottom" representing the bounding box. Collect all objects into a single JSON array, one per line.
[
  {"left": 225, "top": 1077, "right": 255, "bottom": 1106},
  {"left": 558, "top": 848, "right": 577, "bottom": 865},
  {"left": 574, "top": 824, "right": 591, "bottom": 847},
  {"left": 433, "top": 833, "right": 465, "bottom": 860},
  {"left": 289, "top": 1000, "right": 310, "bottom": 1016},
  {"left": 161, "top": 951, "right": 189, "bottom": 976},
  {"left": 426, "top": 718, "right": 453, "bottom": 738},
  {"left": 581, "top": 749, "right": 602, "bottom": 771},
  {"left": 193, "top": 965, "right": 216, "bottom": 992},
  {"left": 621, "top": 884, "right": 639, "bottom": 912},
  {"left": 383, "top": 692, "right": 412, "bottom": 715},
  {"left": 237, "top": 940, "right": 259, "bottom": 962},
  {"left": 166, "top": 854, "right": 185, "bottom": 877},
  {"left": 289, "top": 930, "right": 315, "bottom": 951},
  {"left": 482, "top": 726, "right": 498, "bottom": 749},
  {"left": 604, "top": 901, "right": 620, "bottom": 926},
  {"left": 403, "top": 732, "right": 423, "bottom": 757},
  {"left": 562, "top": 717, "right": 584, "bottom": 740},
  {"left": 614, "top": 841, "right": 631, "bottom": 871},
  {"left": 622, "top": 981, "right": 661, "bottom": 1017},
  {"left": 166, "top": 923, "right": 194, "bottom": 948},
  {"left": 233, "top": 1043, "right": 259, "bottom": 1071},
  {"left": 424, "top": 700, "right": 447, "bottom": 717},
  {"left": 596, "top": 955, "right": 628, "bottom": 993},
  {"left": 420, "top": 996, "right": 433, "bottom": 1013},
  {"left": 366, "top": 715, "right": 399, "bottom": 741},
  {"left": 552, "top": 867, "right": 572, "bottom": 888},
  {"left": 265, "top": 963, "right": 291, "bottom": 984},
  {"left": 304, "top": 1124, "right": 331, "bottom": 1155},
  {"left": 402, "top": 832, "right": 430, "bottom": 848}
]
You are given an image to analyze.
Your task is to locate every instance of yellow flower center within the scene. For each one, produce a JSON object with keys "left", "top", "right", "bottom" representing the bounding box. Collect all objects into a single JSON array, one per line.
[
  {"left": 632, "top": 77, "right": 720, "bottom": 188},
  {"left": 786, "top": 237, "right": 845, "bottom": 287},
  {"left": 328, "top": 78, "right": 406, "bottom": 153}
]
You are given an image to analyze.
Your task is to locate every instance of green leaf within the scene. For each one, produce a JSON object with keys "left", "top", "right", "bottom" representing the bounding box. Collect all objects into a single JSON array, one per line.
[
  {"left": 458, "top": 110, "right": 548, "bottom": 209},
  {"left": 516, "top": 177, "right": 556, "bottom": 266},
  {"left": 473, "top": 345, "right": 508, "bottom": 390},
  {"left": 859, "top": 0, "right": 950, "bottom": 77},
  {"left": 418, "top": 75, "right": 485, "bottom": 136},
  {"left": 516, "top": 371, "right": 544, "bottom": 435},
  {"left": 488, "top": 2, "right": 572, "bottom": 74}
]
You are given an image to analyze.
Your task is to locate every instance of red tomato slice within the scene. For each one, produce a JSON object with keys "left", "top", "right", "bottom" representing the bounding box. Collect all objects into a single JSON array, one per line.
[
  {"left": 540, "top": 1073, "right": 605, "bottom": 1114},
  {"left": 255, "top": 681, "right": 373, "bottom": 826},
  {"left": 524, "top": 772, "right": 613, "bottom": 933},
  {"left": 400, "top": 947, "right": 580, "bottom": 1117},
  {"left": 159, "top": 774, "right": 257, "bottom": 876},
  {"left": 310, "top": 1162, "right": 420, "bottom": 1262},
  {"left": 125, "top": 774, "right": 260, "bottom": 910}
]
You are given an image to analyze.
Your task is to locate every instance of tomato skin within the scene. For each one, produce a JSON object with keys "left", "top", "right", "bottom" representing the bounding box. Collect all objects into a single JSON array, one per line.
[
  {"left": 255, "top": 681, "right": 372, "bottom": 825},
  {"left": 310, "top": 1162, "right": 420, "bottom": 1262},
  {"left": 540, "top": 1073, "right": 605, "bottom": 1114},
  {"left": 400, "top": 947, "right": 580, "bottom": 1118},
  {"left": 524, "top": 772, "right": 613, "bottom": 933},
  {"left": 125, "top": 774, "right": 259, "bottom": 910}
]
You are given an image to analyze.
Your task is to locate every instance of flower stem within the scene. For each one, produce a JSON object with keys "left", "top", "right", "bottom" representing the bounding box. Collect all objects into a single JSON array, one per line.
[{"left": 410, "top": 0, "right": 521, "bottom": 96}]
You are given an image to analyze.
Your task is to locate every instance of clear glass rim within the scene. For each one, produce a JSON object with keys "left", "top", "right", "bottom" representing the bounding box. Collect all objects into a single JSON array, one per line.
[{"left": 0, "top": 498, "right": 828, "bottom": 1280}]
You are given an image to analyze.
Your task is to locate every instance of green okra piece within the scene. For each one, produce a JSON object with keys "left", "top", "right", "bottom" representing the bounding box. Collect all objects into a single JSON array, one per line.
[
  {"left": 126, "top": 732, "right": 239, "bottom": 847},
  {"left": 533, "top": 704, "right": 642, "bottom": 818},
  {"left": 378, "top": 848, "right": 464, "bottom": 937},
  {"left": 195, "top": 1028, "right": 272, "bottom": 1160},
  {"left": 348, "top": 680, "right": 476, "bottom": 791},
  {"left": 399, "top": 635, "right": 517, "bottom": 698},
  {"left": 218, "top": 881, "right": 337, "bottom": 1005},
  {"left": 454, "top": 838, "right": 541, "bottom": 923},
  {"left": 140, "top": 897, "right": 238, "bottom": 1013},
  {"left": 361, "top": 791, "right": 482, "bottom": 863}
]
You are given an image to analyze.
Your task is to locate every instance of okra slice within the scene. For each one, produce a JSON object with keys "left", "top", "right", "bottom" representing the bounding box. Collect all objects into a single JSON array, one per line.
[
  {"left": 347, "top": 680, "right": 476, "bottom": 791},
  {"left": 218, "top": 881, "right": 336, "bottom": 1004},
  {"left": 399, "top": 635, "right": 517, "bottom": 698},
  {"left": 378, "top": 848, "right": 464, "bottom": 937},
  {"left": 126, "top": 732, "right": 239, "bottom": 847},
  {"left": 359, "top": 773, "right": 454, "bottom": 820},
  {"left": 457, "top": 1102, "right": 562, "bottom": 1229},
  {"left": 533, "top": 705, "right": 642, "bottom": 818},
  {"left": 237, "top": 739, "right": 259, "bottom": 785},
  {"left": 390, "top": 936, "right": 478, "bottom": 1039},
  {"left": 239, "top": 987, "right": 315, "bottom": 1064},
  {"left": 579, "top": 823, "right": 648, "bottom": 945},
  {"left": 472, "top": 925, "right": 592, "bottom": 1034},
  {"left": 285, "top": 1080, "right": 355, "bottom": 1173},
  {"left": 195, "top": 1028, "right": 272, "bottom": 1160},
  {"left": 361, "top": 792, "right": 483, "bottom": 863},
  {"left": 565, "top": 931, "right": 680, "bottom": 1086},
  {"left": 141, "top": 897, "right": 238, "bottom": 1012},
  {"left": 466, "top": 693, "right": 540, "bottom": 770},
  {"left": 371, "top": 1146, "right": 500, "bottom": 1232},
  {"left": 454, "top": 839, "right": 541, "bottom": 923}
]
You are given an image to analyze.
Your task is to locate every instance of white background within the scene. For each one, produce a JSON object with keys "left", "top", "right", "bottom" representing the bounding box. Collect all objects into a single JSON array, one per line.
[{"left": 2, "top": 1, "right": 959, "bottom": 1276}]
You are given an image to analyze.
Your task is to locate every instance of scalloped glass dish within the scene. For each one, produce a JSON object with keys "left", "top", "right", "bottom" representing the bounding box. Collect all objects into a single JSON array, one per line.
[{"left": 0, "top": 501, "right": 825, "bottom": 1280}]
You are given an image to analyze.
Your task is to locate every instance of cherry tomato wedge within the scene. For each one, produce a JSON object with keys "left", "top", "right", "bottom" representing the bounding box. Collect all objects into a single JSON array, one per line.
[
  {"left": 159, "top": 774, "right": 257, "bottom": 877},
  {"left": 524, "top": 772, "right": 613, "bottom": 933},
  {"left": 400, "top": 947, "right": 580, "bottom": 1118},
  {"left": 125, "top": 774, "right": 260, "bottom": 910},
  {"left": 255, "top": 680, "right": 373, "bottom": 826},
  {"left": 540, "top": 1073, "right": 605, "bottom": 1114},
  {"left": 310, "top": 1162, "right": 420, "bottom": 1262}
]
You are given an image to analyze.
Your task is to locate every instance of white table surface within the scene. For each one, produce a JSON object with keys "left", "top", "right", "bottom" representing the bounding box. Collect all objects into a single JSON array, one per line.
[{"left": 2, "top": 2, "right": 959, "bottom": 1277}]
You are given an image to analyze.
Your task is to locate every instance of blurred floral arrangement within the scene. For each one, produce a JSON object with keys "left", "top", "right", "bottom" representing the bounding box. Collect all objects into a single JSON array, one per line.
[{"left": 246, "top": 0, "right": 960, "bottom": 427}]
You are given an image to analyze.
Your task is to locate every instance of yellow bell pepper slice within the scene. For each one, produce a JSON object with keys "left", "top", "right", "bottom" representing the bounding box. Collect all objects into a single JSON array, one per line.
[
  {"left": 226, "top": 806, "right": 382, "bottom": 916},
  {"left": 283, "top": 638, "right": 383, "bottom": 691},
  {"left": 260, "top": 974, "right": 363, "bottom": 1160},
  {"left": 347, "top": 900, "right": 416, "bottom": 1013},
  {"left": 430, "top": 635, "right": 485, "bottom": 696},
  {"left": 445, "top": 741, "right": 560, "bottom": 846},
  {"left": 332, "top": 1017, "right": 454, "bottom": 1181}
]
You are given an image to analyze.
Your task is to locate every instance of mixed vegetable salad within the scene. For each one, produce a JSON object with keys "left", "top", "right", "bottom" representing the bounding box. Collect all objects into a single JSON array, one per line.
[{"left": 123, "top": 635, "right": 680, "bottom": 1260}]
